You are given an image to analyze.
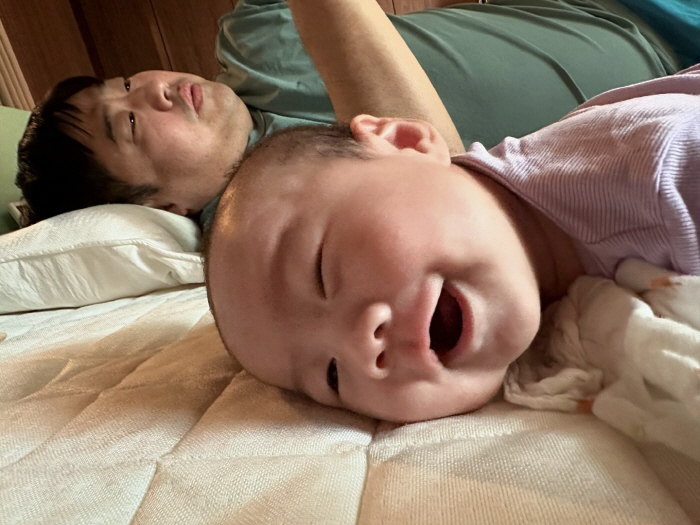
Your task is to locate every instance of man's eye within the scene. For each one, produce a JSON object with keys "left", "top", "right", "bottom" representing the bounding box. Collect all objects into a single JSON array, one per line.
[
  {"left": 316, "top": 244, "right": 326, "bottom": 298},
  {"left": 124, "top": 78, "right": 131, "bottom": 92},
  {"left": 129, "top": 112, "right": 136, "bottom": 134},
  {"left": 326, "top": 358, "right": 339, "bottom": 394}
]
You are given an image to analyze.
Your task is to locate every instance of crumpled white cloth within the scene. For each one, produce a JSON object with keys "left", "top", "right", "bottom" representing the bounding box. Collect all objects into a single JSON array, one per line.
[{"left": 504, "top": 259, "right": 700, "bottom": 460}]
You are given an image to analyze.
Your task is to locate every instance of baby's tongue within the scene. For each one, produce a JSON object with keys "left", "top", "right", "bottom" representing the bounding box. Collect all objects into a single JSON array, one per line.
[{"left": 429, "top": 287, "right": 462, "bottom": 354}]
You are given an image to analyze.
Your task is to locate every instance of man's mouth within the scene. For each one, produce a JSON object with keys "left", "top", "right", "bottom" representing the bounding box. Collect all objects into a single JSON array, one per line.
[
  {"left": 191, "top": 84, "right": 203, "bottom": 114},
  {"left": 429, "top": 285, "right": 463, "bottom": 362},
  {"left": 179, "top": 83, "right": 203, "bottom": 115}
]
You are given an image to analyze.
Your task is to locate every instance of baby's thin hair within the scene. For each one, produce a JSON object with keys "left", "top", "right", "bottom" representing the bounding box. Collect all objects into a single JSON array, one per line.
[{"left": 243, "top": 122, "right": 371, "bottom": 166}]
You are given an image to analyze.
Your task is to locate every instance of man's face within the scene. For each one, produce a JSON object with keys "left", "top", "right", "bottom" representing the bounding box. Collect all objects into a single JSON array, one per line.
[
  {"left": 69, "top": 70, "right": 252, "bottom": 216},
  {"left": 209, "top": 126, "right": 542, "bottom": 422}
]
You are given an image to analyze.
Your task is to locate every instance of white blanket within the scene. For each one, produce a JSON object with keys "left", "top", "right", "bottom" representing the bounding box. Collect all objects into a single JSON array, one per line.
[
  {"left": 1, "top": 281, "right": 698, "bottom": 523},
  {"left": 505, "top": 259, "right": 700, "bottom": 461}
]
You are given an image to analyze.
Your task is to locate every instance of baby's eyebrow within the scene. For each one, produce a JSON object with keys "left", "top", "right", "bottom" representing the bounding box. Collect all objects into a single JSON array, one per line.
[{"left": 270, "top": 227, "right": 289, "bottom": 293}]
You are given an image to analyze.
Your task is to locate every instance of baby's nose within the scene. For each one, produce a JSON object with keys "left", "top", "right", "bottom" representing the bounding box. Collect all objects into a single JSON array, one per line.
[{"left": 345, "top": 302, "right": 391, "bottom": 378}]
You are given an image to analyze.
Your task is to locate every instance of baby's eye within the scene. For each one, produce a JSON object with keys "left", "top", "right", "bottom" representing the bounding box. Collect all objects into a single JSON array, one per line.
[
  {"left": 124, "top": 78, "right": 131, "bottom": 92},
  {"left": 326, "top": 358, "right": 338, "bottom": 394},
  {"left": 129, "top": 112, "right": 136, "bottom": 134},
  {"left": 316, "top": 244, "right": 326, "bottom": 298}
]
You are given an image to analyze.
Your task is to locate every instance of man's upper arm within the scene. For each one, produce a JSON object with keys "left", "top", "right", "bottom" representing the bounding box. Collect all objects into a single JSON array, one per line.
[{"left": 285, "top": 0, "right": 465, "bottom": 154}]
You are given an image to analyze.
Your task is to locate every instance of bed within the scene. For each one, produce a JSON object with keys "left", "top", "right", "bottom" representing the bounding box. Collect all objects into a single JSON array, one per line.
[{"left": 1, "top": 104, "right": 699, "bottom": 524}]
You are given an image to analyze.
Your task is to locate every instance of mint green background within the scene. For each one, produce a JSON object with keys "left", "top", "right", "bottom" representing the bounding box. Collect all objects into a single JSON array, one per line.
[{"left": 0, "top": 106, "right": 29, "bottom": 234}]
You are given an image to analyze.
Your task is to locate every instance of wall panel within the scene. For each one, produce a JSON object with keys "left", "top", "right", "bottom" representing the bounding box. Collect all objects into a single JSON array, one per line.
[
  {"left": 75, "top": 0, "right": 169, "bottom": 78},
  {"left": 0, "top": 0, "right": 470, "bottom": 104},
  {"left": 0, "top": 0, "right": 93, "bottom": 101},
  {"left": 151, "top": 0, "right": 235, "bottom": 80}
]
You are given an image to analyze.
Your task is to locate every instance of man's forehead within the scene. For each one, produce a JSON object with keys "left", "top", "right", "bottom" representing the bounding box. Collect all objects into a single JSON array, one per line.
[
  {"left": 69, "top": 78, "right": 126, "bottom": 122},
  {"left": 68, "top": 83, "right": 103, "bottom": 113},
  {"left": 62, "top": 85, "right": 107, "bottom": 142}
]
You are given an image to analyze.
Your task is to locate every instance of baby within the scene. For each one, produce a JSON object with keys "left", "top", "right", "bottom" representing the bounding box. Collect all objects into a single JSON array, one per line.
[{"left": 205, "top": 65, "right": 700, "bottom": 422}]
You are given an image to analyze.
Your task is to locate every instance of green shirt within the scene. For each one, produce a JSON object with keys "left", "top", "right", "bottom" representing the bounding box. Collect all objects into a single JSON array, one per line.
[{"left": 215, "top": 0, "right": 679, "bottom": 150}]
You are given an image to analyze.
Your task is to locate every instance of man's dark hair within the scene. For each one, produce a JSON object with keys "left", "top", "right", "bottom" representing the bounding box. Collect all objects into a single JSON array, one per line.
[{"left": 15, "top": 76, "right": 158, "bottom": 225}]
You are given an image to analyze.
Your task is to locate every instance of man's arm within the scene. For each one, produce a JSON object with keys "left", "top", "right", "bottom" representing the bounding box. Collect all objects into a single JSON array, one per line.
[{"left": 286, "top": 0, "right": 466, "bottom": 155}]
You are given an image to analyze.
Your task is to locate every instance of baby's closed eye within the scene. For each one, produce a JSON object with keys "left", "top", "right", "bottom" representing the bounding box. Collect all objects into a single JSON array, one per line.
[
  {"left": 326, "top": 358, "right": 338, "bottom": 393},
  {"left": 316, "top": 243, "right": 326, "bottom": 298}
]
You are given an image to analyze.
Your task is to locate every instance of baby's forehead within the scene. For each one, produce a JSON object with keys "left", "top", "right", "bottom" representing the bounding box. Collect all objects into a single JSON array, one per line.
[
  {"left": 244, "top": 152, "right": 320, "bottom": 188},
  {"left": 232, "top": 158, "right": 328, "bottom": 214}
]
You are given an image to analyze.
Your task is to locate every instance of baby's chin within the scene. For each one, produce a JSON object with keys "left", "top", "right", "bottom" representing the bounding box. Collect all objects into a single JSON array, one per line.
[
  {"left": 367, "top": 400, "right": 491, "bottom": 424},
  {"left": 351, "top": 383, "right": 505, "bottom": 423}
]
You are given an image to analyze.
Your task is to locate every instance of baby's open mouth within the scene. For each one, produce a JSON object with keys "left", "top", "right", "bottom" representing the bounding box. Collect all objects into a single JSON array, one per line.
[{"left": 429, "top": 286, "right": 463, "bottom": 359}]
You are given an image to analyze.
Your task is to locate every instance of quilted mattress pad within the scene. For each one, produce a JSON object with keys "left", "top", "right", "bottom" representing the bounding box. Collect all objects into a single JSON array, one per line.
[{"left": 1, "top": 286, "right": 698, "bottom": 524}]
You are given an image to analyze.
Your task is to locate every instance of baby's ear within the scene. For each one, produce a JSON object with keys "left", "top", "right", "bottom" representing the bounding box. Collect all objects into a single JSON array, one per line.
[{"left": 350, "top": 114, "right": 451, "bottom": 166}]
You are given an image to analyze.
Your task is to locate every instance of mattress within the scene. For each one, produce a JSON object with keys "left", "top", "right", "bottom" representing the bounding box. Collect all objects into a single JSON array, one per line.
[{"left": 1, "top": 284, "right": 698, "bottom": 524}]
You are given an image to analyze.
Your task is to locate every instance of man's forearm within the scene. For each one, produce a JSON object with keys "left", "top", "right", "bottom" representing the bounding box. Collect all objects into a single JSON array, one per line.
[{"left": 286, "top": 0, "right": 465, "bottom": 155}]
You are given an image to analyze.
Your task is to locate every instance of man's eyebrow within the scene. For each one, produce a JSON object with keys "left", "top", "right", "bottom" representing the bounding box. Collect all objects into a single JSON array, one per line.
[{"left": 103, "top": 109, "right": 116, "bottom": 144}]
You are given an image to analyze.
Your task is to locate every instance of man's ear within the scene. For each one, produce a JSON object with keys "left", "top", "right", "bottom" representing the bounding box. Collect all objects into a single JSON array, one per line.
[
  {"left": 143, "top": 198, "right": 189, "bottom": 217},
  {"left": 350, "top": 114, "right": 451, "bottom": 166}
]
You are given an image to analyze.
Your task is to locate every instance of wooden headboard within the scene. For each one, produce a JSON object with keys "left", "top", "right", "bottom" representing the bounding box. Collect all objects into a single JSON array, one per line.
[{"left": 0, "top": 0, "right": 472, "bottom": 105}]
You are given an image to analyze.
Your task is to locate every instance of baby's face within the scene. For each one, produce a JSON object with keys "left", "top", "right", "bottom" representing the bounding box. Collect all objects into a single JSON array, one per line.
[{"left": 209, "top": 153, "right": 542, "bottom": 422}]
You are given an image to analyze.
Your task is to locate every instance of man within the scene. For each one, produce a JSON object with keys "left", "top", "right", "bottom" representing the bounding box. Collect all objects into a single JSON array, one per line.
[{"left": 15, "top": 0, "right": 679, "bottom": 225}]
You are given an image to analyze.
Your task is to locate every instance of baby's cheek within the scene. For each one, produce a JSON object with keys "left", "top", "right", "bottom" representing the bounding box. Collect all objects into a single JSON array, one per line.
[{"left": 367, "top": 226, "right": 431, "bottom": 278}]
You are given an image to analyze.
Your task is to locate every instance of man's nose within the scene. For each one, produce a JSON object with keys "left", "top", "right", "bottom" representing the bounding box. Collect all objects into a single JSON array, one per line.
[
  {"left": 129, "top": 80, "right": 173, "bottom": 112},
  {"left": 341, "top": 302, "right": 391, "bottom": 379}
]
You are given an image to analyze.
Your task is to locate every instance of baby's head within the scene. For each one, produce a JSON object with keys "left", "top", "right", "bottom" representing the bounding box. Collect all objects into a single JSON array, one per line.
[{"left": 205, "top": 115, "right": 542, "bottom": 422}]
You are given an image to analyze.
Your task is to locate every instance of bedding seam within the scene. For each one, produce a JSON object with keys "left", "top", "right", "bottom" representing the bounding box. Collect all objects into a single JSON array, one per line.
[
  {"left": 354, "top": 419, "right": 380, "bottom": 525},
  {"left": 126, "top": 461, "right": 160, "bottom": 525}
]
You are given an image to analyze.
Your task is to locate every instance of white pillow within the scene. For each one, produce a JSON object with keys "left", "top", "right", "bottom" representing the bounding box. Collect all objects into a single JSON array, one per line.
[{"left": 0, "top": 204, "right": 204, "bottom": 314}]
